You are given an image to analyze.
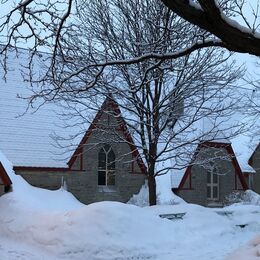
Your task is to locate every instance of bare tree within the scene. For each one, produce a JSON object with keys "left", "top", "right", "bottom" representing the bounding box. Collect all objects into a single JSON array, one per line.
[
  {"left": 161, "top": 0, "right": 260, "bottom": 56},
  {"left": 1, "top": 0, "right": 260, "bottom": 65},
  {"left": 47, "top": 0, "right": 245, "bottom": 205},
  {"left": 0, "top": 1, "right": 251, "bottom": 205}
]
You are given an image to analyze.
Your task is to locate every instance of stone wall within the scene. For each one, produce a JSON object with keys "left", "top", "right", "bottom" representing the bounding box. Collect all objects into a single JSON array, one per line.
[
  {"left": 15, "top": 100, "right": 146, "bottom": 204},
  {"left": 16, "top": 167, "right": 145, "bottom": 204},
  {"left": 176, "top": 147, "right": 243, "bottom": 207}
]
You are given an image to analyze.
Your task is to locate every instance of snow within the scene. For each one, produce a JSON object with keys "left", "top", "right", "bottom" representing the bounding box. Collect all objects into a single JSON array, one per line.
[
  {"left": 0, "top": 49, "right": 85, "bottom": 168},
  {"left": 0, "top": 150, "right": 260, "bottom": 259},
  {"left": 0, "top": 150, "right": 84, "bottom": 211},
  {"left": 221, "top": 13, "right": 260, "bottom": 39},
  {"left": 232, "top": 133, "right": 259, "bottom": 173},
  {"left": 128, "top": 176, "right": 186, "bottom": 206},
  {"left": 228, "top": 236, "right": 260, "bottom": 260}
]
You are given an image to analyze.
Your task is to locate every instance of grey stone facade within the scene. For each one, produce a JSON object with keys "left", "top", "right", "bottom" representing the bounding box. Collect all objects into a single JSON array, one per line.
[
  {"left": 16, "top": 168, "right": 145, "bottom": 204},
  {"left": 175, "top": 147, "right": 246, "bottom": 207},
  {"left": 15, "top": 100, "right": 146, "bottom": 204}
]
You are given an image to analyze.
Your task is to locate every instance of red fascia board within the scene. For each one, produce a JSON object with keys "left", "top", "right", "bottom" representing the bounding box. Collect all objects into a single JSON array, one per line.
[
  {"left": 225, "top": 145, "right": 248, "bottom": 190},
  {"left": 13, "top": 166, "right": 70, "bottom": 172},
  {"left": 67, "top": 96, "right": 147, "bottom": 174},
  {"left": 67, "top": 102, "right": 106, "bottom": 167},
  {"left": 176, "top": 141, "right": 248, "bottom": 191},
  {"left": 0, "top": 162, "right": 12, "bottom": 186}
]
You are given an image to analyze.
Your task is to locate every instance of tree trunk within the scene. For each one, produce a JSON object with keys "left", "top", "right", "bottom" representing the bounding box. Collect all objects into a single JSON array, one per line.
[{"left": 148, "top": 174, "right": 157, "bottom": 206}]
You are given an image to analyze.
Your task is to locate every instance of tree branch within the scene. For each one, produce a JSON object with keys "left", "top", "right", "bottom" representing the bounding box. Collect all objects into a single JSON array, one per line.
[{"left": 161, "top": 0, "right": 260, "bottom": 56}]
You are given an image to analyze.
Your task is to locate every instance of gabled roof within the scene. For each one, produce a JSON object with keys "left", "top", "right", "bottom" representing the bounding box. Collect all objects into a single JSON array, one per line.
[
  {"left": 0, "top": 50, "right": 146, "bottom": 172},
  {"left": 172, "top": 141, "right": 248, "bottom": 190},
  {"left": 68, "top": 95, "right": 147, "bottom": 174},
  {"left": 0, "top": 49, "right": 80, "bottom": 168},
  {"left": 0, "top": 162, "right": 12, "bottom": 186}
]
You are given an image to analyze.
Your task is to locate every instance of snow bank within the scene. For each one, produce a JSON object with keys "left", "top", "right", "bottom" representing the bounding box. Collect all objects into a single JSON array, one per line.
[
  {"left": 0, "top": 198, "right": 253, "bottom": 260},
  {"left": 127, "top": 180, "right": 150, "bottom": 206},
  {"left": 226, "top": 190, "right": 260, "bottom": 207},
  {"left": 0, "top": 150, "right": 84, "bottom": 211},
  {"left": 156, "top": 173, "right": 186, "bottom": 205},
  {"left": 227, "top": 236, "right": 260, "bottom": 260},
  {"left": 0, "top": 149, "right": 259, "bottom": 259},
  {"left": 242, "top": 190, "right": 260, "bottom": 206},
  {"left": 128, "top": 174, "right": 185, "bottom": 206}
]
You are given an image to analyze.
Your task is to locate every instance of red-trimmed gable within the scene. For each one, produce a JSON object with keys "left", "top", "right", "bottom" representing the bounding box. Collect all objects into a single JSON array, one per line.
[
  {"left": 67, "top": 96, "right": 147, "bottom": 174},
  {"left": 175, "top": 141, "right": 248, "bottom": 191},
  {"left": 0, "top": 162, "right": 12, "bottom": 186},
  {"left": 248, "top": 143, "right": 260, "bottom": 167}
]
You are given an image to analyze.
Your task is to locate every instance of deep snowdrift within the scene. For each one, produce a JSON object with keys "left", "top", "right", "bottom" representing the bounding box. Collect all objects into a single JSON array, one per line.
[
  {"left": 0, "top": 150, "right": 84, "bottom": 211},
  {"left": 0, "top": 151, "right": 260, "bottom": 259}
]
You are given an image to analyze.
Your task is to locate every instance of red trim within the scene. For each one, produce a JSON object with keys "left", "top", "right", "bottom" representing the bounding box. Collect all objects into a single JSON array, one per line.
[
  {"left": 235, "top": 171, "right": 237, "bottom": 189},
  {"left": 248, "top": 143, "right": 259, "bottom": 166},
  {"left": 176, "top": 141, "right": 248, "bottom": 191},
  {"left": 67, "top": 95, "right": 147, "bottom": 174},
  {"left": 67, "top": 100, "right": 108, "bottom": 168},
  {"left": 178, "top": 166, "right": 192, "bottom": 190},
  {"left": 13, "top": 166, "right": 71, "bottom": 172},
  {"left": 0, "top": 162, "right": 12, "bottom": 186},
  {"left": 226, "top": 145, "right": 248, "bottom": 190}
]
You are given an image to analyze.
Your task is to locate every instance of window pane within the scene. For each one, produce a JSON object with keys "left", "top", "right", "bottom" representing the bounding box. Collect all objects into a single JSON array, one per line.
[
  {"left": 107, "top": 171, "right": 115, "bottom": 185},
  {"left": 104, "top": 144, "right": 111, "bottom": 152},
  {"left": 213, "top": 186, "right": 218, "bottom": 199},
  {"left": 98, "top": 171, "right": 106, "bottom": 185},
  {"left": 98, "top": 150, "right": 106, "bottom": 168},
  {"left": 207, "top": 186, "right": 211, "bottom": 198},
  {"left": 207, "top": 173, "right": 211, "bottom": 184},
  {"left": 107, "top": 150, "right": 115, "bottom": 170},
  {"left": 213, "top": 174, "right": 218, "bottom": 184}
]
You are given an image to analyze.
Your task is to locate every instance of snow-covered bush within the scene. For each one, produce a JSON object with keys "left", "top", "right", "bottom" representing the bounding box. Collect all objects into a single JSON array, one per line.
[{"left": 224, "top": 190, "right": 260, "bottom": 206}]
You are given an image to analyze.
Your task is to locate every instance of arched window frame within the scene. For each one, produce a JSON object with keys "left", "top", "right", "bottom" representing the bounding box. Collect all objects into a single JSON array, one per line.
[{"left": 98, "top": 144, "right": 116, "bottom": 186}]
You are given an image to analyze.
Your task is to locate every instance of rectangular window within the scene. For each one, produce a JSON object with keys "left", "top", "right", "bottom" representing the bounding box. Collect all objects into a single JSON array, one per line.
[{"left": 207, "top": 172, "right": 219, "bottom": 200}]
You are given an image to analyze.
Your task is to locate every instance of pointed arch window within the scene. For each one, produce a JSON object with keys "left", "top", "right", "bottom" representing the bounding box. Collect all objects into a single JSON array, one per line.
[{"left": 98, "top": 144, "right": 115, "bottom": 186}]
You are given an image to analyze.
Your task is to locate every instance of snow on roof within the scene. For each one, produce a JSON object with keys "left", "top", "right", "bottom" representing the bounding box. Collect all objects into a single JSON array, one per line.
[
  {"left": 0, "top": 49, "right": 84, "bottom": 168},
  {"left": 170, "top": 115, "right": 259, "bottom": 188},
  {"left": 232, "top": 134, "right": 259, "bottom": 173},
  {"left": 0, "top": 48, "right": 258, "bottom": 179}
]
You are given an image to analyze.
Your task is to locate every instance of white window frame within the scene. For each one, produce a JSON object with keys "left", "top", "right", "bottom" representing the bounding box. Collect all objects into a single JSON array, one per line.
[
  {"left": 207, "top": 172, "right": 219, "bottom": 201},
  {"left": 98, "top": 145, "right": 115, "bottom": 186}
]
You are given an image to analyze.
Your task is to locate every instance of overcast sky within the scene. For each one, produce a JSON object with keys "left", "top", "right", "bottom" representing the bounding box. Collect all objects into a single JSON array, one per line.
[{"left": 0, "top": 0, "right": 259, "bottom": 89}]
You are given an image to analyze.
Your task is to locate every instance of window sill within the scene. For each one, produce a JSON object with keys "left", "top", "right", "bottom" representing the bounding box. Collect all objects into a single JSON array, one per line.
[
  {"left": 98, "top": 186, "right": 117, "bottom": 193},
  {"left": 207, "top": 201, "right": 222, "bottom": 208}
]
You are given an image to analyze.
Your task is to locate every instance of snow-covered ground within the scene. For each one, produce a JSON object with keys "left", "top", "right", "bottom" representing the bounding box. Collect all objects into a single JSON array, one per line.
[{"left": 0, "top": 152, "right": 260, "bottom": 260}]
